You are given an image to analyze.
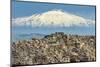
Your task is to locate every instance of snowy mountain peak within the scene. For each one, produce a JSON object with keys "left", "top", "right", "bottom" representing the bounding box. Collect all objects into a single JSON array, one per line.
[{"left": 12, "top": 10, "right": 95, "bottom": 27}]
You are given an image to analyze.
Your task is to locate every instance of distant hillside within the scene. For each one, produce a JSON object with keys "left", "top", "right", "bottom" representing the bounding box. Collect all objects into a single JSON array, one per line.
[{"left": 19, "top": 33, "right": 46, "bottom": 39}]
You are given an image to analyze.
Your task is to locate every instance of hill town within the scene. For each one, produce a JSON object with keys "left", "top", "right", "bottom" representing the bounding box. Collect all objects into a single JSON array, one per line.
[{"left": 11, "top": 32, "right": 96, "bottom": 65}]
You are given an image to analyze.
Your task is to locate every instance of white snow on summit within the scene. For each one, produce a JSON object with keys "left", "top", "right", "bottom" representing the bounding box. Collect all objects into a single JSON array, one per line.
[{"left": 12, "top": 10, "right": 95, "bottom": 27}]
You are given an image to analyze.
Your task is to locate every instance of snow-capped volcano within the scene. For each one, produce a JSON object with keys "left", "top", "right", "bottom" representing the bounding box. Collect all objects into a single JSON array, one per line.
[{"left": 12, "top": 10, "right": 95, "bottom": 27}]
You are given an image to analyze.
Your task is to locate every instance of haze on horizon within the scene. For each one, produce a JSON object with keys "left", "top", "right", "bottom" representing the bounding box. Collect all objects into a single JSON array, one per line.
[{"left": 12, "top": 1, "right": 96, "bottom": 39}]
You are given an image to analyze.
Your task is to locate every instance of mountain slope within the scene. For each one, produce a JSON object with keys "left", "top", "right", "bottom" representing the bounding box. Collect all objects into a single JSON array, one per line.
[{"left": 12, "top": 10, "right": 95, "bottom": 27}]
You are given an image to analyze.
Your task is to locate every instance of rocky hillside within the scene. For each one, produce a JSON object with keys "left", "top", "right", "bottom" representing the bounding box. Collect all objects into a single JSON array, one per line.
[{"left": 11, "top": 32, "right": 96, "bottom": 65}]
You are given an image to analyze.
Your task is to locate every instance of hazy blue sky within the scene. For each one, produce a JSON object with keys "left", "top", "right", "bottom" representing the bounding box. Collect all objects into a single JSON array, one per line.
[
  {"left": 12, "top": 1, "right": 96, "bottom": 20},
  {"left": 12, "top": 1, "right": 96, "bottom": 42}
]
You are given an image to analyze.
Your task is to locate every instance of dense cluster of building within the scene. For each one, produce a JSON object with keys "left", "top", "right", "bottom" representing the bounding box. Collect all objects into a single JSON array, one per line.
[{"left": 11, "top": 32, "right": 96, "bottom": 65}]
